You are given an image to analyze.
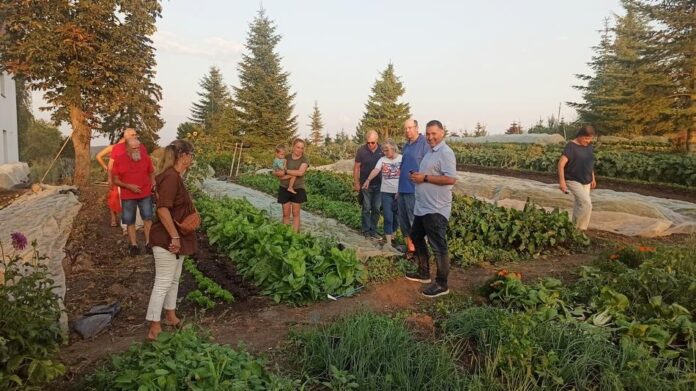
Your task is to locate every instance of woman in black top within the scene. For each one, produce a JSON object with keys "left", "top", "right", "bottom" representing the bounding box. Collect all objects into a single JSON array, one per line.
[{"left": 558, "top": 125, "right": 596, "bottom": 230}]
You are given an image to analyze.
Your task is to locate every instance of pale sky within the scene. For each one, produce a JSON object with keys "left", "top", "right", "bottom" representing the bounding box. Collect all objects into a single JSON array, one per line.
[{"left": 34, "top": 0, "right": 624, "bottom": 144}]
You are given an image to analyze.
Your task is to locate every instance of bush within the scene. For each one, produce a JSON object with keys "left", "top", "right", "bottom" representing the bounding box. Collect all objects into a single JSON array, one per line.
[
  {"left": 0, "top": 239, "right": 65, "bottom": 390},
  {"left": 85, "top": 328, "right": 296, "bottom": 390}
]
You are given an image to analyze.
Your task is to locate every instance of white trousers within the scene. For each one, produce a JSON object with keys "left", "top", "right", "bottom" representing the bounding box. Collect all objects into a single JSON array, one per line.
[
  {"left": 567, "top": 180, "right": 592, "bottom": 230},
  {"left": 146, "top": 246, "right": 183, "bottom": 322}
]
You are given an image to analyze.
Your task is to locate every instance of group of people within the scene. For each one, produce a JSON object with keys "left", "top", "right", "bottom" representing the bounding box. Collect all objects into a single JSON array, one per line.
[
  {"left": 352, "top": 119, "right": 458, "bottom": 298},
  {"left": 98, "top": 132, "right": 198, "bottom": 340},
  {"left": 98, "top": 119, "right": 597, "bottom": 338}
]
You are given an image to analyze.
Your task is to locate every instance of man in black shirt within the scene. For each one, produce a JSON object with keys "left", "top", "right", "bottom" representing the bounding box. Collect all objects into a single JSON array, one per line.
[
  {"left": 558, "top": 125, "right": 596, "bottom": 230},
  {"left": 353, "top": 130, "right": 384, "bottom": 238}
]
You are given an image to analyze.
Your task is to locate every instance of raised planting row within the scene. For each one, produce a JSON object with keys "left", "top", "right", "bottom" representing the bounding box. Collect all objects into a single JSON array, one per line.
[
  {"left": 197, "top": 196, "right": 367, "bottom": 305},
  {"left": 183, "top": 258, "right": 234, "bottom": 309},
  {"left": 449, "top": 195, "right": 589, "bottom": 265},
  {"left": 236, "top": 171, "right": 362, "bottom": 230},
  {"left": 238, "top": 171, "right": 589, "bottom": 265},
  {"left": 483, "top": 243, "right": 696, "bottom": 369},
  {"left": 452, "top": 143, "right": 696, "bottom": 187},
  {"left": 83, "top": 327, "right": 297, "bottom": 390}
]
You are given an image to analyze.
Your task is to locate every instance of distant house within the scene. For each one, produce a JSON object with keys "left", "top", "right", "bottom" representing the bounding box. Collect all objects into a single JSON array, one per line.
[{"left": 0, "top": 71, "right": 19, "bottom": 164}]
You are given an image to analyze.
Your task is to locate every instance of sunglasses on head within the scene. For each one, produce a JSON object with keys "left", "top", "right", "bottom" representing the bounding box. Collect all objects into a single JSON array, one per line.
[{"left": 367, "top": 141, "right": 377, "bottom": 145}]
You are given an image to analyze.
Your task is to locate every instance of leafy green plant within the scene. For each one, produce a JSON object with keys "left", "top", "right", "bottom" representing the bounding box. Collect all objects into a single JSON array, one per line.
[
  {"left": 0, "top": 237, "right": 65, "bottom": 390},
  {"left": 198, "top": 196, "right": 366, "bottom": 305},
  {"left": 452, "top": 142, "right": 696, "bottom": 187},
  {"left": 185, "top": 290, "right": 215, "bottom": 310},
  {"left": 183, "top": 258, "right": 234, "bottom": 307},
  {"left": 291, "top": 312, "right": 469, "bottom": 390},
  {"left": 448, "top": 195, "right": 589, "bottom": 264},
  {"left": 85, "top": 327, "right": 296, "bottom": 390}
]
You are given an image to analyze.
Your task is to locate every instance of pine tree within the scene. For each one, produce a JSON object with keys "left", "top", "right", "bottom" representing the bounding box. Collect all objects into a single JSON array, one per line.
[
  {"left": 505, "top": 121, "right": 524, "bottom": 134},
  {"left": 308, "top": 101, "right": 325, "bottom": 145},
  {"left": 635, "top": 0, "right": 696, "bottom": 152},
  {"left": 233, "top": 9, "right": 297, "bottom": 147},
  {"left": 569, "top": 19, "right": 624, "bottom": 134},
  {"left": 356, "top": 63, "right": 411, "bottom": 141},
  {"left": 190, "top": 66, "right": 235, "bottom": 137},
  {"left": 473, "top": 122, "right": 488, "bottom": 137},
  {"left": 0, "top": 0, "right": 162, "bottom": 185}
]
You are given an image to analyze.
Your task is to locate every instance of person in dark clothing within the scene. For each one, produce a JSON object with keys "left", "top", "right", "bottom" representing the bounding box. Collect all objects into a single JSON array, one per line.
[
  {"left": 558, "top": 125, "right": 597, "bottom": 230},
  {"left": 353, "top": 130, "right": 384, "bottom": 238}
]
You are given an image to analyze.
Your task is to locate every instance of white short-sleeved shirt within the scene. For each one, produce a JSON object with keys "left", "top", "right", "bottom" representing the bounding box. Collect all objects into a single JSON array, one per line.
[{"left": 373, "top": 154, "right": 402, "bottom": 194}]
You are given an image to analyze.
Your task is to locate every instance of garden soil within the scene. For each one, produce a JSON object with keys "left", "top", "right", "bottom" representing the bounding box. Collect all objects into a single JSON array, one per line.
[{"left": 317, "top": 159, "right": 696, "bottom": 238}]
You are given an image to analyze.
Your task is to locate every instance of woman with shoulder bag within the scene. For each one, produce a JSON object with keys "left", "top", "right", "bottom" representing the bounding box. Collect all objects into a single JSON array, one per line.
[{"left": 145, "top": 139, "right": 199, "bottom": 340}]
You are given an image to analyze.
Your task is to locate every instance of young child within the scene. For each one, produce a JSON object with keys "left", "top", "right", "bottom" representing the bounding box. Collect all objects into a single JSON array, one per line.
[{"left": 273, "top": 144, "right": 297, "bottom": 194}]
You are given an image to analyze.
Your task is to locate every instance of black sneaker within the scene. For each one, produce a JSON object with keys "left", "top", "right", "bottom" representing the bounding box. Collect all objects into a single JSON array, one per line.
[
  {"left": 128, "top": 245, "right": 140, "bottom": 256},
  {"left": 391, "top": 243, "right": 407, "bottom": 253},
  {"left": 405, "top": 271, "right": 431, "bottom": 283},
  {"left": 422, "top": 283, "right": 450, "bottom": 298}
]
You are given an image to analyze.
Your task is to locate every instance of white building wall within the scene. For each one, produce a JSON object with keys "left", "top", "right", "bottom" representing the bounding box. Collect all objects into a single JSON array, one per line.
[{"left": 0, "top": 71, "right": 19, "bottom": 164}]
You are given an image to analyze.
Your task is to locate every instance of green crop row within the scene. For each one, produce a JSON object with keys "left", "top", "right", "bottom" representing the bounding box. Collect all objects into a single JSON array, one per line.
[
  {"left": 449, "top": 195, "right": 589, "bottom": 265},
  {"left": 197, "top": 196, "right": 367, "bottom": 305},
  {"left": 183, "top": 258, "right": 234, "bottom": 309},
  {"left": 84, "top": 328, "right": 297, "bottom": 390},
  {"left": 236, "top": 172, "right": 362, "bottom": 230},
  {"left": 452, "top": 143, "right": 696, "bottom": 187},
  {"left": 483, "top": 243, "right": 696, "bottom": 365}
]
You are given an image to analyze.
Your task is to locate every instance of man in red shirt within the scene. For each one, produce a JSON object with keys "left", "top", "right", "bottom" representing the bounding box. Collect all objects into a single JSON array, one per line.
[{"left": 112, "top": 138, "right": 155, "bottom": 255}]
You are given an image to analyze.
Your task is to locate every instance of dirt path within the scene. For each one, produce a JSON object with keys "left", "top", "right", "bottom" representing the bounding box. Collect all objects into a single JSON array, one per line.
[
  {"left": 53, "top": 185, "right": 676, "bottom": 387},
  {"left": 459, "top": 164, "right": 696, "bottom": 203}
]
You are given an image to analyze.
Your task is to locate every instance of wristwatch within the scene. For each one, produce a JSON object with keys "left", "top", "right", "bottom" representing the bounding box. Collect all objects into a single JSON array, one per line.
[{"left": 424, "top": 175, "right": 429, "bottom": 183}]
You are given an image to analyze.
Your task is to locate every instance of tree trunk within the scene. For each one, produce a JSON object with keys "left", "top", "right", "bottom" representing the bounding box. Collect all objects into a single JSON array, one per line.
[
  {"left": 69, "top": 105, "right": 92, "bottom": 187},
  {"left": 688, "top": 128, "right": 696, "bottom": 154}
]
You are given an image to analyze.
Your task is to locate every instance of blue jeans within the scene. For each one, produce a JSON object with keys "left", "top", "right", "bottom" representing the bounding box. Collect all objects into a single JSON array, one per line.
[
  {"left": 397, "top": 193, "right": 416, "bottom": 236},
  {"left": 381, "top": 192, "right": 398, "bottom": 235},
  {"left": 360, "top": 187, "right": 382, "bottom": 235},
  {"left": 122, "top": 196, "right": 154, "bottom": 225}
]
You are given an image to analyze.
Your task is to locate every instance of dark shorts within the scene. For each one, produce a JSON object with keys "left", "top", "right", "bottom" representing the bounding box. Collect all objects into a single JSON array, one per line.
[
  {"left": 277, "top": 186, "right": 307, "bottom": 204},
  {"left": 121, "top": 196, "right": 154, "bottom": 225}
]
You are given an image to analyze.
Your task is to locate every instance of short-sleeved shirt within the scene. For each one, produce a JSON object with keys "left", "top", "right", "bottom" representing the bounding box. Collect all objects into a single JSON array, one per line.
[
  {"left": 355, "top": 144, "right": 384, "bottom": 189},
  {"left": 149, "top": 167, "right": 198, "bottom": 255},
  {"left": 562, "top": 142, "right": 594, "bottom": 185},
  {"left": 112, "top": 152, "right": 154, "bottom": 200},
  {"left": 373, "top": 154, "right": 402, "bottom": 194},
  {"left": 272, "top": 158, "right": 286, "bottom": 171},
  {"left": 414, "top": 141, "right": 458, "bottom": 220},
  {"left": 398, "top": 134, "right": 430, "bottom": 194},
  {"left": 280, "top": 154, "right": 310, "bottom": 189}
]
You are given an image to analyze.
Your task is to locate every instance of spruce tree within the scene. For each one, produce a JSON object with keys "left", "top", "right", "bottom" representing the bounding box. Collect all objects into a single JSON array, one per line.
[
  {"left": 505, "top": 121, "right": 523, "bottom": 134},
  {"left": 190, "top": 66, "right": 235, "bottom": 137},
  {"left": 308, "top": 101, "right": 325, "bottom": 145},
  {"left": 569, "top": 19, "right": 624, "bottom": 134},
  {"left": 176, "top": 122, "right": 203, "bottom": 140},
  {"left": 0, "top": 0, "right": 162, "bottom": 185},
  {"left": 635, "top": 0, "right": 696, "bottom": 152},
  {"left": 233, "top": 9, "right": 297, "bottom": 147},
  {"left": 356, "top": 63, "right": 411, "bottom": 141},
  {"left": 473, "top": 122, "right": 488, "bottom": 137}
]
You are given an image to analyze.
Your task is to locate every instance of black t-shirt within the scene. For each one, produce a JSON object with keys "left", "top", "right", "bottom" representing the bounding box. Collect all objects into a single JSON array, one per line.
[
  {"left": 562, "top": 142, "right": 594, "bottom": 185},
  {"left": 355, "top": 144, "right": 384, "bottom": 189}
]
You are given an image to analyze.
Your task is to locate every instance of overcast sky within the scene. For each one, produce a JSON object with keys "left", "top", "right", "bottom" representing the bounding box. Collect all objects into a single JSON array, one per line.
[{"left": 34, "top": 0, "right": 624, "bottom": 144}]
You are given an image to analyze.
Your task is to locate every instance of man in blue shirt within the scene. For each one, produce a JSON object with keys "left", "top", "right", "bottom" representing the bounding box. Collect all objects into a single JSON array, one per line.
[
  {"left": 396, "top": 119, "right": 429, "bottom": 255},
  {"left": 406, "top": 120, "right": 457, "bottom": 298}
]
